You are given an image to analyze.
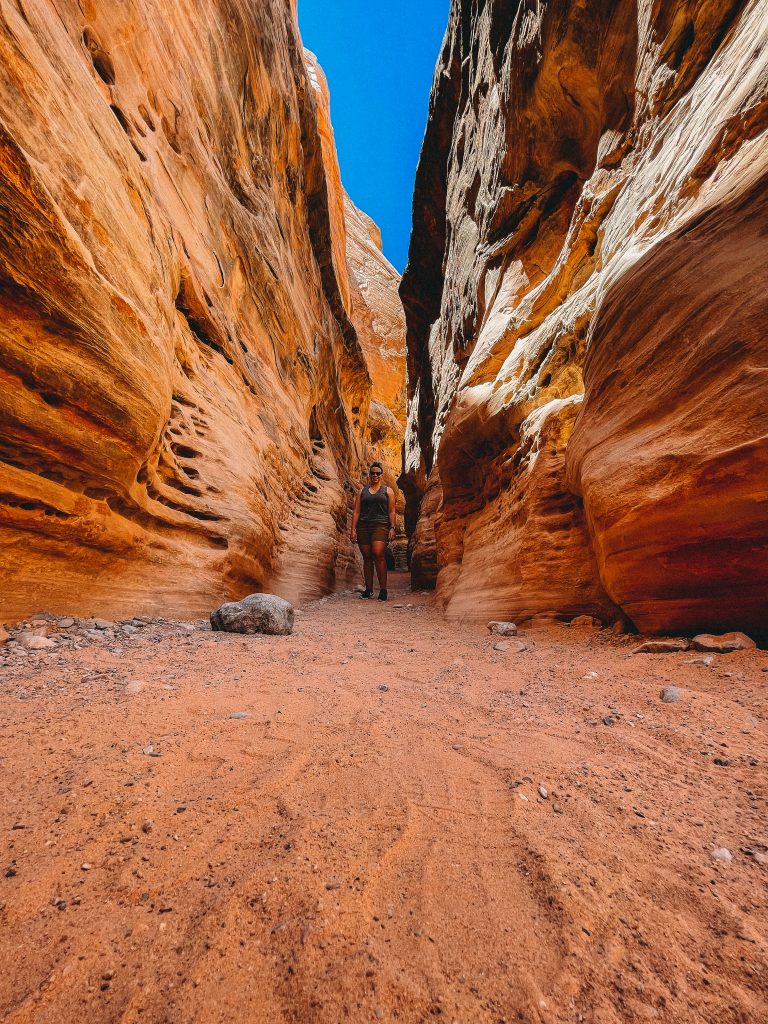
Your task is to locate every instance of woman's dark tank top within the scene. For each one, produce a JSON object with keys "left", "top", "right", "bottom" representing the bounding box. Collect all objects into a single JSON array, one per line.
[{"left": 359, "top": 484, "right": 389, "bottom": 523}]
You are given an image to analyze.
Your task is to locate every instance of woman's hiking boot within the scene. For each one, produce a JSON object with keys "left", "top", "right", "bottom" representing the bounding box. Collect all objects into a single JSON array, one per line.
[
  {"left": 360, "top": 588, "right": 373, "bottom": 599},
  {"left": 378, "top": 589, "right": 388, "bottom": 602}
]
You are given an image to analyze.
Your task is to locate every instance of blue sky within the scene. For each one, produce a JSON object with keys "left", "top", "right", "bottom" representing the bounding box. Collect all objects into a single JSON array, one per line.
[{"left": 298, "top": 0, "right": 450, "bottom": 273}]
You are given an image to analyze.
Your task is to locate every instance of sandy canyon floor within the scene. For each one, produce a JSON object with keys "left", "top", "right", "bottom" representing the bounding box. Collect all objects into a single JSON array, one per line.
[{"left": 0, "top": 572, "right": 766, "bottom": 1024}]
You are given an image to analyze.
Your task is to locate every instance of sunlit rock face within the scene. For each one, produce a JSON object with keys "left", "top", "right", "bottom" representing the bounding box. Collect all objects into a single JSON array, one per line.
[
  {"left": 401, "top": 0, "right": 768, "bottom": 632},
  {"left": 343, "top": 195, "right": 408, "bottom": 566},
  {"left": 0, "top": 1, "right": 372, "bottom": 619}
]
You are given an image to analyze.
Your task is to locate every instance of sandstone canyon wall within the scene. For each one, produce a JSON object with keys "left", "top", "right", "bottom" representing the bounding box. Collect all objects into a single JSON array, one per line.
[
  {"left": 401, "top": 0, "right": 768, "bottom": 634},
  {"left": 0, "top": 1, "right": 403, "bottom": 620}
]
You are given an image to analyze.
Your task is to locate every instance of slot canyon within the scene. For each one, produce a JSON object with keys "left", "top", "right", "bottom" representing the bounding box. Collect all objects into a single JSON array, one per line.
[{"left": 0, "top": 2, "right": 766, "bottom": 1023}]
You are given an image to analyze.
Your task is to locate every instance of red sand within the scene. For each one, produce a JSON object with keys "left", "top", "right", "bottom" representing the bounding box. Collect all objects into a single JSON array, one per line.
[{"left": 1, "top": 572, "right": 767, "bottom": 1023}]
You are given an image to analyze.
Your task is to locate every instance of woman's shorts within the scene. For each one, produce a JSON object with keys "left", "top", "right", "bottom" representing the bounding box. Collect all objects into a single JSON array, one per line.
[{"left": 357, "top": 522, "right": 388, "bottom": 545}]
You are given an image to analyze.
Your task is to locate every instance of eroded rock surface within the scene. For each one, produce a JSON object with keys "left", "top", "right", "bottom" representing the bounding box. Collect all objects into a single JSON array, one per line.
[
  {"left": 401, "top": 0, "right": 767, "bottom": 632},
  {"left": 0, "top": 3, "right": 400, "bottom": 619}
]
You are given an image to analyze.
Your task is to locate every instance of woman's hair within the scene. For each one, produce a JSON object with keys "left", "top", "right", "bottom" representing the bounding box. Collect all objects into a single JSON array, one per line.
[{"left": 369, "top": 461, "right": 383, "bottom": 472}]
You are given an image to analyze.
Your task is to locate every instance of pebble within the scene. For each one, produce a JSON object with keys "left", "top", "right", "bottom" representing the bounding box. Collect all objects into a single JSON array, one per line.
[
  {"left": 602, "top": 715, "right": 616, "bottom": 727},
  {"left": 18, "top": 634, "right": 55, "bottom": 651},
  {"left": 229, "top": 712, "right": 248, "bottom": 720},
  {"left": 142, "top": 744, "right": 162, "bottom": 757},
  {"left": 553, "top": 803, "right": 562, "bottom": 814},
  {"left": 538, "top": 784, "right": 548, "bottom": 799},
  {"left": 493, "top": 641, "right": 510, "bottom": 652},
  {"left": 487, "top": 621, "right": 517, "bottom": 637},
  {"left": 692, "top": 632, "right": 756, "bottom": 653},
  {"left": 685, "top": 656, "right": 714, "bottom": 667},
  {"left": 93, "top": 619, "right": 113, "bottom": 630},
  {"left": 57, "top": 618, "right": 75, "bottom": 629},
  {"left": 632, "top": 640, "right": 689, "bottom": 654},
  {"left": 378, "top": 684, "right": 389, "bottom": 692},
  {"left": 325, "top": 879, "right": 341, "bottom": 891},
  {"left": 81, "top": 863, "right": 92, "bottom": 871},
  {"left": 660, "top": 686, "right": 683, "bottom": 703},
  {"left": 711, "top": 848, "right": 733, "bottom": 863}
]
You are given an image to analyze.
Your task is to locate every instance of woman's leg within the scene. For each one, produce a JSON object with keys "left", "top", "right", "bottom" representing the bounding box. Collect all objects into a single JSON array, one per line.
[
  {"left": 358, "top": 542, "right": 374, "bottom": 591},
  {"left": 371, "top": 539, "right": 387, "bottom": 591}
]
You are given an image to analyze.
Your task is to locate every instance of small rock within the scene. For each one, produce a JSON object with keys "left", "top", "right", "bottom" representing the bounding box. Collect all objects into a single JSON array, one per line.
[
  {"left": 211, "top": 593, "right": 294, "bottom": 636},
  {"left": 538, "top": 784, "right": 548, "bottom": 799},
  {"left": 660, "top": 686, "right": 683, "bottom": 704},
  {"left": 141, "top": 820, "right": 154, "bottom": 834},
  {"left": 120, "top": 624, "right": 138, "bottom": 635},
  {"left": 81, "top": 863, "right": 92, "bottom": 871},
  {"left": 17, "top": 634, "right": 55, "bottom": 651},
  {"left": 325, "top": 879, "right": 341, "bottom": 891},
  {"left": 754, "top": 852, "right": 768, "bottom": 866},
  {"left": 229, "top": 712, "right": 248, "bottom": 720},
  {"left": 553, "top": 803, "right": 562, "bottom": 814},
  {"left": 378, "top": 684, "right": 389, "bottom": 692},
  {"left": 0, "top": 627, "right": 9, "bottom": 645},
  {"left": 488, "top": 621, "right": 517, "bottom": 637},
  {"left": 711, "top": 847, "right": 732, "bottom": 863},
  {"left": 57, "top": 618, "right": 75, "bottom": 629},
  {"left": 691, "top": 632, "right": 756, "bottom": 654},
  {"left": 582, "top": 671, "right": 599, "bottom": 680},
  {"left": 611, "top": 617, "right": 631, "bottom": 635},
  {"left": 142, "top": 744, "right": 161, "bottom": 757},
  {"left": 602, "top": 715, "right": 616, "bottom": 727},
  {"left": 570, "top": 615, "right": 601, "bottom": 629},
  {"left": 713, "top": 757, "right": 731, "bottom": 767},
  {"left": 685, "top": 656, "right": 714, "bottom": 666},
  {"left": 493, "top": 641, "right": 510, "bottom": 652},
  {"left": 93, "top": 619, "right": 113, "bottom": 630},
  {"left": 632, "top": 640, "right": 690, "bottom": 654}
]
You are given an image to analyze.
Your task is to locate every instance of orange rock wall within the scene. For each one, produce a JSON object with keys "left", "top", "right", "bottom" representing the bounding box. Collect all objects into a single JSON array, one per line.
[
  {"left": 0, "top": 1, "right": 375, "bottom": 618},
  {"left": 401, "top": 0, "right": 768, "bottom": 632}
]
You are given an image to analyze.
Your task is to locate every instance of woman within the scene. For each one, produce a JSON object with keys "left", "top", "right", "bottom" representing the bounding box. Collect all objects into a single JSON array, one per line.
[{"left": 351, "top": 461, "right": 396, "bottom": 601}]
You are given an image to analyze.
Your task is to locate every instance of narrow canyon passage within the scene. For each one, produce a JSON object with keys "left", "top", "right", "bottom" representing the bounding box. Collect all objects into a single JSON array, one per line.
[{"left": 1, "top": 575, "right": 766, "bottom": 1024}]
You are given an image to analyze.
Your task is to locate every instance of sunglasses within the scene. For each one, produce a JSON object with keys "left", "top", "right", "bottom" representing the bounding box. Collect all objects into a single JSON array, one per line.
[{"left": 369, "top": 470, "right": 382, "bottom": 476}]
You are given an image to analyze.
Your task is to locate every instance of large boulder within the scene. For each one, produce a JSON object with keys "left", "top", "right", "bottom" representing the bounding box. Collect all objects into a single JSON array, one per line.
[{"left": 210, "top": 594, "right": 294, "bottom": 636}]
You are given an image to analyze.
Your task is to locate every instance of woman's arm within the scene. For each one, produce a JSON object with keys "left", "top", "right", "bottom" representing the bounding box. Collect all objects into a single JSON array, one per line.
[
  {"left": 351, "top": 490, "right": 361, "bottom": 541},
  {"left": 388, "top": 488, "right": 396, "bottom": 541}
]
